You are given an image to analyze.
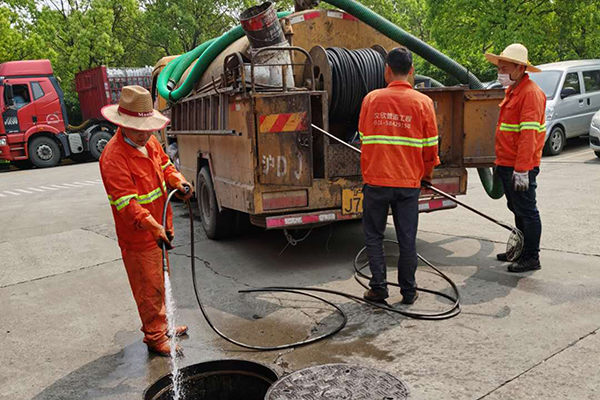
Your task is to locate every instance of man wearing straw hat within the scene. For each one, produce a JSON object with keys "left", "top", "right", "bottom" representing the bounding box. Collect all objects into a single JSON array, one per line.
[
  {"left": 485, "top": 44, "right": 545, "bottom": 273},
  {"left": 99, "top": 85, "right": 192, "bottom": 355}
]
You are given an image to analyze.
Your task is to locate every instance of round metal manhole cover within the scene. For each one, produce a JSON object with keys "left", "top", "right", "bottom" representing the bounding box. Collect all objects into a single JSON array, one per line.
[{"left": 265, "top": 364, "right": 411, "bottom": 400}]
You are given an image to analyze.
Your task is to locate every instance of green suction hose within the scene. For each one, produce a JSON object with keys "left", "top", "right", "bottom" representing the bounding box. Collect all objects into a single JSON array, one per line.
[
  {"left": 169, "top": 38, "right": 217, "bottom": 90},
  {"left": 415, "top": 74, "right": 445, "bottom": 88},
  {"left": 157, "top": 12, "right": 291, "bottom": 102},
  {"left": 477, "top": 167, "right": 504, "bottom": 200},
  {"left": 324, "top": 0, "right": 483, "bottom": 89}
]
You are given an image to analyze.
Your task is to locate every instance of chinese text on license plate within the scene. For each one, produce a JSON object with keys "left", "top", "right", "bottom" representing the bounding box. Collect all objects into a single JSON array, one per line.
[{"left": 342, "top": 188, "right": 363, "bottom": 215}]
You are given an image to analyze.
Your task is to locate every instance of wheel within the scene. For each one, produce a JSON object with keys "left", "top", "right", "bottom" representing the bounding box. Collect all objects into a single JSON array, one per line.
[
  {"left": 12, "top": 160, "right": 33, "bottom": 170},
  {"left": 197, "top": 167, "right": 233, "bottom": 240},
  {"left": 89, "top": 130, "right": 112, "bottom": 160},
  {"left": 231, "top": 211, "right": 252, "bottom": 236},
  {"left": 28, "top": 136, "right": 61, "bottom": 168},
  {"left": 543, "top": 126, "right": 566, "bottom": 156},
  {"left": 595, "top": 151, "right": 600, "bottom": 158}
]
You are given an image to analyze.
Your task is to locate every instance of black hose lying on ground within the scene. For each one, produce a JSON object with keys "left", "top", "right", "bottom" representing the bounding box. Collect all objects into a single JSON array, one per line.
[{"left": 165, "top": 191, "right": 461, "bottom": 351}]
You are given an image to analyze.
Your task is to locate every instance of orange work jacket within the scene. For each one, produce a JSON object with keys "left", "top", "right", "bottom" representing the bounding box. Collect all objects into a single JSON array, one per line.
[
  {"left": 99, "top": 129, "right": 183, "bottom": 251},
  {"left": 359, "top": 80, "right": 440, "bottom": 188},
  {"left": 495, "top": 74, "right": 547, "bottom": 172}
]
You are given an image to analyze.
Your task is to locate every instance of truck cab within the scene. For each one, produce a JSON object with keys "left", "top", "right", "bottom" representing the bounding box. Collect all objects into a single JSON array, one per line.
[{"left": 0, "top": 60, "right": 70, "bottom": 168}]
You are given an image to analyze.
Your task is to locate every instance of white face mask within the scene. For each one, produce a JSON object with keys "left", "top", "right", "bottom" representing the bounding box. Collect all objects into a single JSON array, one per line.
[{"left": 498, "top": 73, "right": 516, "bottom": 88}]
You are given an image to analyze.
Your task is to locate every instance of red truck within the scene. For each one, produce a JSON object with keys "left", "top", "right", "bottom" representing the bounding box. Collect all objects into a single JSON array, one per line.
[{"left": 0, "top": 59, "right": 152, "bottom": 169}]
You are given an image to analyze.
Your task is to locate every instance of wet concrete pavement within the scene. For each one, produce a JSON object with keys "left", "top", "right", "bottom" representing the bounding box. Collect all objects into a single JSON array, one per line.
[{"left": 2, "top": 139, "right": 599, "bottom": 399}]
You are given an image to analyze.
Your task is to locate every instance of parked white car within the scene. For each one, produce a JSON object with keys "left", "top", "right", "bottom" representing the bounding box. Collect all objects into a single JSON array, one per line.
[{"left": 589, "top": 110, "right": 600, "bottom": 158}]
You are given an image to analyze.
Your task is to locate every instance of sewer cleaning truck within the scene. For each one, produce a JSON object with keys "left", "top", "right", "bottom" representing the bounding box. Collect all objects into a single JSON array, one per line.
[
  {"left": 156, "top": 0, "right": 505, "bottom": 239},
  {"left": 0, "top": 60, "right": 152, "bottom": 169}
]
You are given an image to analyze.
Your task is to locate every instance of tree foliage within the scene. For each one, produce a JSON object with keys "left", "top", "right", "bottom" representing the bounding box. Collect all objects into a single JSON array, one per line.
[{"left": 2, "top": 0, "right": 600, "bottom": 120}]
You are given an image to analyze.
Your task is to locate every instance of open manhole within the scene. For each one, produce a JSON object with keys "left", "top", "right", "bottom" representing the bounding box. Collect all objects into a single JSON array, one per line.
[
  {"left": 265, "top": 363, "right": 411, "bottom": 399},
  {"left": 144, "top": 359, "right": 278, "bottom": 400}
]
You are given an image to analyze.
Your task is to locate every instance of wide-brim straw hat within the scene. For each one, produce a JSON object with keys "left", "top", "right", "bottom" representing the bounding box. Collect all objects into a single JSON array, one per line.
[
  {"left": 101, "top": 85, "right": 169, "bottom": 132},
  {"left": 485, "top": 43, "right": 542, "bottom": 73}
]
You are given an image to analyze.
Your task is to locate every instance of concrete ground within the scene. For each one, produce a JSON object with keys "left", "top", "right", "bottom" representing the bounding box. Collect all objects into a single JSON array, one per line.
[{"left": 1, "top": 138, "right": 599, "bottom": 400}]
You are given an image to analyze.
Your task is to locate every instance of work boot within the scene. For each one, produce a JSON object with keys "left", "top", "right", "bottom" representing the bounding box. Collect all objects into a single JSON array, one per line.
[
  {"left": 148, "top": 340, "right": 184, "bottom": 357},
  {"left": 166, "top": 325, "right": 189, "bottom": 338},
  {"left": 497, "top": 252, "right": 521, "bottom": 262},
  {"left": 363, "top": 289, "right": 389, "bottom": 303},
  {"left": 401, "top": 291, "right": 419, "bottom": 305},
  {"left": 507, "top": 258, "right": 541, "bottom": 273}
]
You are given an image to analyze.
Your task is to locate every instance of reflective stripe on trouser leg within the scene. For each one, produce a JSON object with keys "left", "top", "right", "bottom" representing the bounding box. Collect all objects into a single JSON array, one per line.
[{"left": 121, "top": 246, "right": 169, "bottom": 346}]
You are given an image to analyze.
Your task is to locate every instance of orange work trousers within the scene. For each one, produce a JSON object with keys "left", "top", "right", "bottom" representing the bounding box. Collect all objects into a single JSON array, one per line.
[{"left": 121, "top": 246, "right": 169, "bottom": 347}]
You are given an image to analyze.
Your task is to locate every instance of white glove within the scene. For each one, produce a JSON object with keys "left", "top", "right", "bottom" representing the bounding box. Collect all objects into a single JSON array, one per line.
[{"left": 512, "top": 171, "right": 529, "bottom": 192}]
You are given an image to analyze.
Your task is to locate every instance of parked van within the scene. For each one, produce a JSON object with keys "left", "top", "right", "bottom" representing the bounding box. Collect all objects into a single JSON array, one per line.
[
  {"left": 588, "top": 109, "right": 600, "bottom": 158},
  {"left": 530, "top": 60, "right": 600, "bottom": 155}
]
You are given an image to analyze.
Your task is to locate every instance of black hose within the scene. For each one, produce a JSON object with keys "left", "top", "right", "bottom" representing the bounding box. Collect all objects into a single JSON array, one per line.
[
  {"left": 164, "top": 190, "right": 347, "bottom": 351},
  {"left": 163, "top": 189, "right": 461, "bottom": 352},
  {"left": 327, "top": 47, "right": 386, "bottom": 122}
]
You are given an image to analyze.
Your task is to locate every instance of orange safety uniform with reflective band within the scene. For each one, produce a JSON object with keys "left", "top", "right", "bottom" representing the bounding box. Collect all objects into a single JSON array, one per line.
[
  {"left": 99, "top": 128, "right": 185, "bottom": 251},
  {"left": 359, "top": 80, "right": 440, "bottom": 188},
  {"left": 495, "top": 74, "right": 547, "bottom": 172}
]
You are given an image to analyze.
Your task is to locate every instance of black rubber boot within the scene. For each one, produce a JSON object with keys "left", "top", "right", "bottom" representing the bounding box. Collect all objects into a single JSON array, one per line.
[{"left": 507, "top": 258, "right": 541, "bottom": 273}]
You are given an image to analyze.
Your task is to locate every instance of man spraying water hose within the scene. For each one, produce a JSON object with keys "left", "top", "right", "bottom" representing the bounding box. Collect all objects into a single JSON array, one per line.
[
  {"left": 485, "top": 44, "right": 545, "bottom": 273},
  {"left": 99, "top": 86, "right": 193, "bottom": 356},
  {"left": 359, "top": 47, "right": 440, "bottom": 305}
]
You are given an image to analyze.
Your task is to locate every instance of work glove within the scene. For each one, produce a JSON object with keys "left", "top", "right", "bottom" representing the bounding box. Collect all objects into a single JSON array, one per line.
[
  {"left": 175, "top": 181, "right": 193, "bottom": 201},
  {"left": 512, "top": 171, "right": 529, "bottom": 192},
  {"left": 140, "top": 215, "right": 173, "bottom": 250}
]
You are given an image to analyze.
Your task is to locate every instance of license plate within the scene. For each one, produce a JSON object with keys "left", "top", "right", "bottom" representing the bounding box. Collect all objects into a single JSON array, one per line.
[{"left": 342, "top": 188, "right": 363, "bottom": 215}]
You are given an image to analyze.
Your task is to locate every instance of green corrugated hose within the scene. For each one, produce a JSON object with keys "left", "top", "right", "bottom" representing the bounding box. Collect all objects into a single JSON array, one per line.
[
  {"left": 157, "top": 12, "right": 290, "bottom": 102},
  {"left": 415, "top": 74, "right": 445, "bottom": 88},
  {"left": 156, "top": 0, "right": 502, "bottom": 199}
]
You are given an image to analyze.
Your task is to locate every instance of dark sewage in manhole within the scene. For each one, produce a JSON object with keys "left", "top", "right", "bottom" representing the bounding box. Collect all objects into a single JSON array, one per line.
[{"left": 144, "top": 359, "right": 278, "bottom": 400}]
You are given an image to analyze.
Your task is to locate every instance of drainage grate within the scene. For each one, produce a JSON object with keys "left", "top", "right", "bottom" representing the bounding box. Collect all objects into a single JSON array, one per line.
[{"left": 265, "top": 363, "right": 411, "bottom": 399}]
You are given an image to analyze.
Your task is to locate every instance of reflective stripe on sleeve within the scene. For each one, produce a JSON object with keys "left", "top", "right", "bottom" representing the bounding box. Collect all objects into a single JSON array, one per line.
[
  {"left": 107, "top": 185, "right": 166, "bottom": 211},
  {"left": 161, "top": 160, "right": 173, "bottom": 170},
  {"left": 500, "top": 122, "right": 546, "bottom": 133},
  {"left": 108, "top": 194, "right": 137, "bottom": 211}
]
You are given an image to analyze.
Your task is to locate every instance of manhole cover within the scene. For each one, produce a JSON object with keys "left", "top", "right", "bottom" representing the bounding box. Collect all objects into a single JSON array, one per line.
[{"left": 265, "top": 363, "right": 411, "bottom": 399}]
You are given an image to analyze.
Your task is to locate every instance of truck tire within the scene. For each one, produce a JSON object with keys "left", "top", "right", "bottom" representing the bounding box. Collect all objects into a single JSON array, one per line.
[
  {"left": 197, "top": 167, "right": 233, "bottom": 240},
  {"left": 231, "top": 211, "right": 252, "bottom": 236},
  {"left": 543, "top": 126, "right": 566, "bottom": 156},
  {"left": 29, "top": 136, "right": 61, "bottom": 168},
  {"left": 596, "top": 151, "right": 600, "bottom": 158},
  {"left": 89, "top": 131, "right": 112, "bottom": 160}
]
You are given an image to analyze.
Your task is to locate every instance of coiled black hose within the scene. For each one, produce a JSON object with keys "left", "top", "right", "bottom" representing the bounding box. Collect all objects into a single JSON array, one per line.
[
  {"left": 164, "top": 191, "right": 460, "bottom": 351},
  {"left": 327, "top": 47, "right": 386, "bottom": 122}
]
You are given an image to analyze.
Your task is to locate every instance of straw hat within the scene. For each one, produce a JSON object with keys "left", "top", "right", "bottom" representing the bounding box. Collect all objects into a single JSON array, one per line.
[
  {"left": 101, "top": 85, "right": 169, "bottom": 132},
  {"left": 485, "top": 43, "right": 541, "bottom": 73}
]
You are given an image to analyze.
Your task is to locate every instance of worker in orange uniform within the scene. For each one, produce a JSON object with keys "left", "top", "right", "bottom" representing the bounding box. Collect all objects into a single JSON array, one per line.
[
  {"left": 99, "top": 85, "right": 193, "bottom": 356},
  {"left": 359, "top": 47, "right": 440, "bottom": 304},
  {"left": 485, "top": 44, "right": 545, "bottom": 273}
]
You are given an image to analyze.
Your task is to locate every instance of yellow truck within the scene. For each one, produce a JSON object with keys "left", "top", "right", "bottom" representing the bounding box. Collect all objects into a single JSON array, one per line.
[{"left": 158, "top": 5, "right": 503, "bottom": 239}]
